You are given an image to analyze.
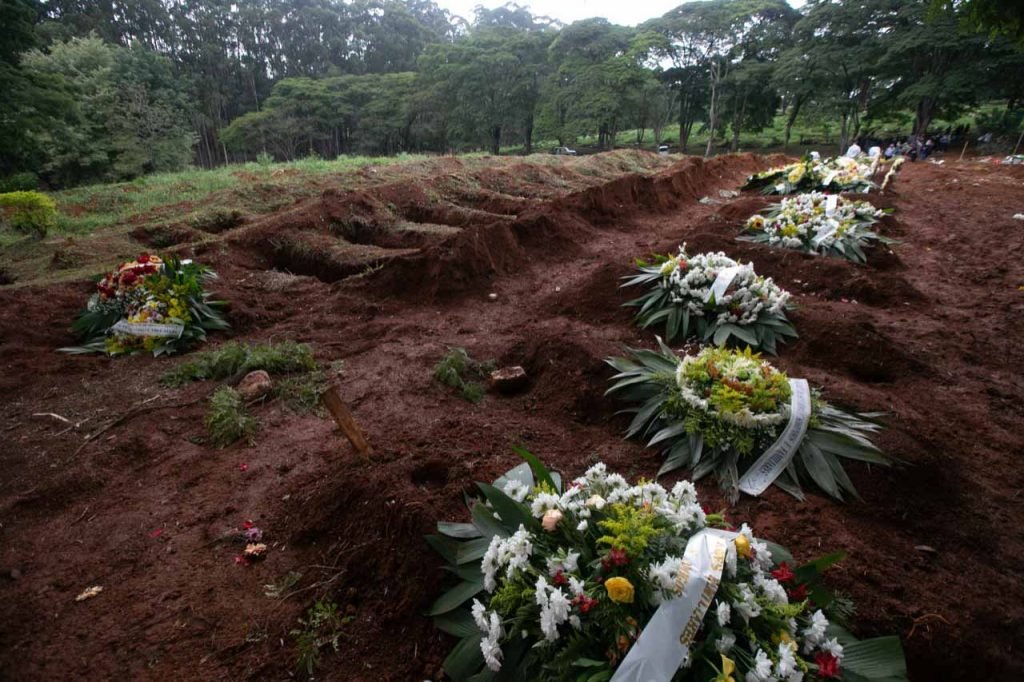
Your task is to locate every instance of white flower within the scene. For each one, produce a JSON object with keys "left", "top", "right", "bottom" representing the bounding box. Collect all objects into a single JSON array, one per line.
[
  {"left": 746, "top": 649, "right": 774, "bottom": 681},
  {"left": 821, "top": 637, "right": 844, "bottom": 660},
  {"left": 535, "top": 576, "right": 571, "bottom": 641},
  {"left": 585, "top": 494, "right": 606, "bottom": 509},
  {"left": 530, "top": 492, "right": 561, "bottom": 517},
  {"left": 754, "top": 573, "right": 789, "bottom": 605},
  {"left": 802, "top": 610, "right": 829, "bottom": 651},
  {"left": 546, "top": 550, "right": 580, "bottom": 576},
  {"left": 576, "top": 520, "right": 588, "bottom": 532},
  {"left": 716, "top": 600, "right": 731, "bottom": 627},
  {"left": 480, "top": 611, "right": 505, "bottom": 672},
  {"left": 501, "top": 479, "right": 529, "bottom": 503},
  {"left": 568, "top": 576, "right": 586, "bottom": 597},
  {"left": 734, "top": 583, "right": 762, "bottom": 621},
  {"left": 715, "top": 631, "right": 736, "bottom": 654},
  {"left": 647, "top": 556, "right": 685, "bottom": 603},
  {"left": 471, "top": 599, "right": 488, "bottom": 631},
  {"left": 481, "top": 525, "right": 534, "bottom": 592},
  {"left": 775, "top": 642, "right": 801, "bottom": 681}
]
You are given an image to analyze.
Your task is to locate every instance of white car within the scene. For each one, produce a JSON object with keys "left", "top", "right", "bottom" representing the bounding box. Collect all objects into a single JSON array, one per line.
[{"left": 552, "top": 146, "right": 577, "bottom": 156}]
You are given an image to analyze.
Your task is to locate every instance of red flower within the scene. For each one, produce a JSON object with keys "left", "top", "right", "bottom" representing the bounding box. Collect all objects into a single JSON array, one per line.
[
  {"left": 238, "top": 462, "right": 248, "bottom": 472},
  {"left": 552, "top": 571, "right": 568, "bottom": 587},
  {"left": 788, "top": 583, "right": 809, "bottom": 601},
  {"left": 815, "top": 652, "right": 840, "bottom": 678},
  {"left": 121, "top": 270, "right": 137, "bottom": 285},
  {"left": 242, "top": 520, "right": 255, "bottom": 530},
  {"left": 149, "top": 528, "right": 163, "bottom": 538},
  {"left": 234, "top": 555, "right": 250, "bottom": 566},
  {"left": 609, "top": 548, "right": 629, "bottom": 566},
  {"left": 572, "top": 595, "right": 599, "bottom": 614},
  {"left": 138, "top": 253, "right": 151, "bottom": 263},
  {"left": 771, "top": 562, "right": 795, "bottom": 583}
]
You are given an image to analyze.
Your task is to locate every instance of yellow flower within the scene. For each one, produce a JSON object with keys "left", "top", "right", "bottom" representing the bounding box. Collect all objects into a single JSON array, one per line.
[
  {"left": 787, "top": 164, "right": 805, "bottom": 184},
  {"left": 715, "top": 654, "right": 736, "bottom": 682},
  {"left": 772, "top": 630, "right": 794, "bottom": 646},
  {"left": 734, "top": 535, "right": 752, "bottom": 559},
  {"left": 604, "top": 577, "right": 635, "bottom": 604},
  {"left": 659, "top": 257, "right": 678, "bottom": 276}
]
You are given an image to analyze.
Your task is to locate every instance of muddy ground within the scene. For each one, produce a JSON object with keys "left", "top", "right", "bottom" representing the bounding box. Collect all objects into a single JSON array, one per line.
[{"left": 1, "top": 152, "right": 1023, "bottom": 680}]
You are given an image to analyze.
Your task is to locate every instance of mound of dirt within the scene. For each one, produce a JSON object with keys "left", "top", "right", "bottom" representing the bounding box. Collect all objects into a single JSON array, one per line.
[{"left": 2, "top": 152, "right": 1023, "bottom": 681}]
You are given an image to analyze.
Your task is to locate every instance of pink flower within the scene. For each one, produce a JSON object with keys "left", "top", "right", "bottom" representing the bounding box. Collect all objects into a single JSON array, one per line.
[{"left": 542, "top": 509, "right": 563, "bottom": 532}]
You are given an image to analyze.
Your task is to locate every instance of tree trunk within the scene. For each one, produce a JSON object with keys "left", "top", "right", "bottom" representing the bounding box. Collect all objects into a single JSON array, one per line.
[
  {"left": 914, "top": 97, "right": 934, "bottom": 137},
  {"left": 524, "top": 115, "right": 534, "bottom": 155},
  {"left": 783, "top": 96, "right": 804, "bottom": 153},
  {"left": 704, "top": 68, "right": 719, "bottom": 158},
  {"left": 490, "top": 125, "right": 501, "bottom": 155}
]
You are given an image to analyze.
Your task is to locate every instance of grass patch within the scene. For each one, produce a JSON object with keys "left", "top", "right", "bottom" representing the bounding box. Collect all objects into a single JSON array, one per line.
[
  {"left": 205, "top": 386, "right": 258, "bottom": 447},
  {"left": 291, "top": 600, "right": 352, "bottom": 678},
  {"left": 274, "top": 368, "right": 330, "bottom": 413},
  {"left": 160, "top": 341, "right": 317, "bottom": 388},
  {"left": 433, "top": 347, "right": 495, "bottom": 404}
]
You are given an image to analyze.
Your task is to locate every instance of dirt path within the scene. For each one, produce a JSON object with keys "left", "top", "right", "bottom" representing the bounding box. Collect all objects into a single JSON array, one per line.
[{"left": 1, "top": 154, "right": 1022, "bottom": 680}]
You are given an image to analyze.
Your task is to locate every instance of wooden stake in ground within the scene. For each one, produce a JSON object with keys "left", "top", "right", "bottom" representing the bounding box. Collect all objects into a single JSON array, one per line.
[
  {"left": 319, "top": 386, "right": 372, "bottom": 460},
  {"left": 959, "top": 140, "right": 969, "bottom": 161}
]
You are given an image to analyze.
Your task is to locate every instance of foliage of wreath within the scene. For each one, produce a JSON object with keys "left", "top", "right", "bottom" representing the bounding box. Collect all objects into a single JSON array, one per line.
[
  {"left": 741, "top": 193, "right": 895, "bottom": 264},
  {"left": 427, "top": 449, "right": 908, "bottom": 682},
  {"left": 623, "top": 247, "right": 796, "bottom": 355},
  {"left": 742, "top": 155, "right": 892, "bottom": 195},
  {"left": 62, "top": 253, "right": 228, "bottom": 356},
  {"left": 605, "top": 343, "right": 891, "bottom": 503}
]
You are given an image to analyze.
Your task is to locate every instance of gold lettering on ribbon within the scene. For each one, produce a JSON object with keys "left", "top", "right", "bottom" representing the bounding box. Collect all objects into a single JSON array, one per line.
[
  {"left": 679, "top": 543, "right": 727, "bottom": 646},
  {"left": 673, "top": 559, "right": 693, "bottom": 596}
]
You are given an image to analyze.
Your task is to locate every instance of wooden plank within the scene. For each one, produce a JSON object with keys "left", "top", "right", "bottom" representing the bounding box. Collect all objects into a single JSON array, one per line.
[{"left": 319, "top": 386, "right": 372, "bottom": 459}]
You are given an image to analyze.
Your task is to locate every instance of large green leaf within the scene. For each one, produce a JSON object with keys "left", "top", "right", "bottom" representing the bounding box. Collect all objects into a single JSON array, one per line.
[
  {"left": 477, "top": 483, "right": 535, "bottom": 532},
  {"left": 472, "top": 502, "right": 510, "bottom": 540},
  {"left": 434, "top": 608, "right": 479, "bottom": 638},
  {"left": 800, "top": 440, "right": 841, "bottom": 500},
  {"left": 428, "top": 579, "right": 484, "bottom": 616},
  {"left": 512, "top": 445, "right": 559, "bottom": 492},
  {"left": 841, "top": 637, "right": 908, "bottom": 679},
  {"left": 439, "top": 522, "right": 484, "bottom": 539},
  {"left": 456, "top": 536, "right": 494, "bottom": 565},
  {"left": 443, "top": 632, "right": 485, "bottom": 681}
]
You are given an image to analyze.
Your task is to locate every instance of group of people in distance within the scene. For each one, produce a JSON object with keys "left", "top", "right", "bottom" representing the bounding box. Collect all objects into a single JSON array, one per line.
[{"left": 845, "top": 130, "right": 956, "bottom": 163}]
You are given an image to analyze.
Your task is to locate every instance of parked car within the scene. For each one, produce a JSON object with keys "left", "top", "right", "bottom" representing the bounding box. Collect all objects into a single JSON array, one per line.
[
  {"left": 658, "top": 144, "right": 671, "bottom": 155},
  {"left": 552, "top": 146, "right": 577, "bottom": 156}
]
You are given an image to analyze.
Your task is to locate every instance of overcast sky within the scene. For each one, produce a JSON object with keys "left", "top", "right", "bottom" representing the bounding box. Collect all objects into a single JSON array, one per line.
[{"left": 436, "top": 0, "right": 806, "bottom": 27}]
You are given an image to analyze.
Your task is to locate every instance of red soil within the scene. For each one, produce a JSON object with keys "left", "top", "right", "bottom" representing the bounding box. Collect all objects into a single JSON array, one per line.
[{"left": 1, "top": 153, "right": 1023, "bottom": 680}]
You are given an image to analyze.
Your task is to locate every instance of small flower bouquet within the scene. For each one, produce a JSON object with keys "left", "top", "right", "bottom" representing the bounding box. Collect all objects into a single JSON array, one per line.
[
  {"left": 62, "top": 253, "right": 229, "bottom": 356},
  {"left": 427, "top": 450, "right": 907, "bottom": 681},
  {"left": 605, "top": 344, "right": 891, "bottom": 502},
  {"left": 623, "top": 247, "right": 796, "bottom": 355},
  {"left": 740, "top": 193, "right": 894, "bottom": 264},
  {"left": 742, "top": 156, "right": 878, "bottom": 195}
]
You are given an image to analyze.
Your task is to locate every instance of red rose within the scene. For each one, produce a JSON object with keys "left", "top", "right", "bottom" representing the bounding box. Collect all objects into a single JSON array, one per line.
[
  {"left": 609, "top": 548, "right": 629, "bottom": 566},
  {"left": 138, "top": 253, "right": 150, "bottom": 263},
  {"left": 552, "top": 571, "right": 568, "bottom": 587},
  {"left": 771, "top": 562, "right": 796, "bottom": 583},
  {"left": 815, "top": 652, "right": 840, "bottom": 678}
]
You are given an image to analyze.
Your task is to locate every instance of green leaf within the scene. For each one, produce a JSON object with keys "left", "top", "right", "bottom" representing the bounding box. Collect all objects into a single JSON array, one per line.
[
  {"left": 728, "top": 323, "right": 758, "bottom": 347},
  {"left": 428, "top": 579, "right": 484, "bottom": 616},
  {"left": 648, "top": 422, "right": 689, "bottom": 447},
  {"left": 841, "top": 637, "right": 908, "bottom": 679},
  {"left": 472, "top": 502, "right": 510, "bottom": 540},
  {"left": 512, "top": 445, "right": 559, "bottom": 492},
  {"left": 425, "top": 534, "right": 458, "bottom": 565},
  {"left": 439, "top": 522, "right": 484, "bottom": 540},
  {"left": 477, "top": 483, "right": 534, "bottom": 532},
  {"left": 493, "top": 462, "right": 534, "bottom": 492},
  {"left": 443, "top": 632, "right": 485, "bottom": 681},
  {"left": 434, "top": 608, "right": 479, "bottom": 638},
  {"left": 456, "top": 536, "right": 494, "bottom": 565},
  {"left": 800, "top": 440, "right": 841, "bottom": 500},
  {"left": 712, "top": 325, "right": 731, "bottom": 346}
]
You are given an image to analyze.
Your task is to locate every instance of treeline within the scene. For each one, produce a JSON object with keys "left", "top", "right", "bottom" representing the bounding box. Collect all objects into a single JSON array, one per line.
[{"left": 1, "top": 0, "right": 1023, "bottom": 189}]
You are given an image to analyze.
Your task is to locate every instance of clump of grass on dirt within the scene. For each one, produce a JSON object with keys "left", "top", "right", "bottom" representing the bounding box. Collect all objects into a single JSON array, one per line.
[
  {"left": 205, "top": 386, "right": 258, "bottom": 447},
  {"left": 290, "top": 600, "right": 353, "bottom": 678},
  {"left": 160, "top": 340, "right": 317, "bottom": 387},
  {"left": 433, "top": 347, "right": 495, "bottom": 403}
]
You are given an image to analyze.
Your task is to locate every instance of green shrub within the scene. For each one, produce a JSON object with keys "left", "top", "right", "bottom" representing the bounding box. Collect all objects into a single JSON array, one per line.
[
  {"left": 0, "top": 191, "right": 58, "bottom": 239},
  {"left": 433, "top": 346, "right": 494, "bottom": 404},
  {"left": 291, "top": 600, "right": 352, "bottom": 678},
  {"left": 205, "top": 386, "right": 258, "bottom": 447},
  {"left": 0, "top": 172, "right": 38, "bottom": 193}
]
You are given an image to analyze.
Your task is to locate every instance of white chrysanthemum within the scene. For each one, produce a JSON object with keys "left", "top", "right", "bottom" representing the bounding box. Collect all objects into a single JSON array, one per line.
[
  {"left": 715, "top": 631, "right": 736, "bottom": 654},
  {"left": 481, "top": 525, "right": 534, "bottom": 592},
  {"left": 754, "top": 573, "right": 789, "bottom": 605},
  {"left": 802, "top": 610, "right": 829, "bottom": 651},
  {"left": 716, "top": 600, "right": 731, "bottom": 627},
  {"left": 481, "top": 611, "right": 504, "bottom": 672},
  {"left": 501, "top": 479, "right": 530, "bottom": 503},
  {"left": 775, "top": 642, "right": 802, "bottom": 681},
  {"left": 535, "top": 576, "right": 571, "bottom": 641},
  {"left": 734, "top": 583, "right": 762, "bottom": 621},
  {"left": 530, "top": 492, "right": 561, "bottom": 517},
  {"left": 821, "top": 637, "right": 844, "bottom": 659},
  {"left": 546, "top": 550, "right": 580, "bottom": 576},
  {"left": 746, "top": 649, "right": 774, "bottom": 681},
  {"left": 647, "top": 555, "right": 685, "bottom": 603}
]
